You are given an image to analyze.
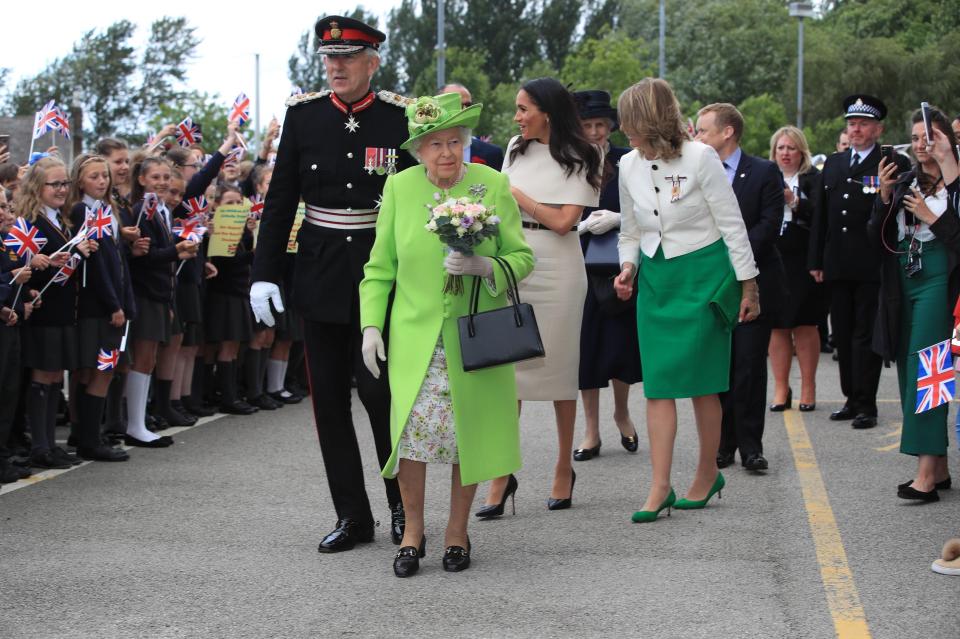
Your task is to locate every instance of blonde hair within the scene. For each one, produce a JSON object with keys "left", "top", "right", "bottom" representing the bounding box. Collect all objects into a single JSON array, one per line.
[
  {"left": 698, "top": 103, "right": 744, "bottom": 142},
  {"left": 768, "top": 126, "right": 812, "bottom": 174},
  {"left": 14, "top": 157, "right": 67, "bottom": 224},
  {"left": 67, "top": 154, "right": 116, "bottom": 215},
  {"left": 617, "top": 78, "right": 689, "bottom": 161}
]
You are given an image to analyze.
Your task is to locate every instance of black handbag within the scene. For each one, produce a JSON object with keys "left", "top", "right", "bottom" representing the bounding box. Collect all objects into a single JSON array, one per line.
[
  {"left": 583, "top": 229, "right": 621, "bottom": 269},
  {"left": 457, "top": 256, "right": 545, "bottom": 372}
]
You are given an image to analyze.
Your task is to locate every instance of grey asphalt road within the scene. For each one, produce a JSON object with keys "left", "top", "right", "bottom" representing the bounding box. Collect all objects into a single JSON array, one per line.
[{"left": 1, "top": 353, "right": 957, "bottom": 639}]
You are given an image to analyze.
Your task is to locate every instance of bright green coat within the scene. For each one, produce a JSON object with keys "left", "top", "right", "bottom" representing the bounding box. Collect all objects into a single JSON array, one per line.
[{"left": 359, "top": 163, "right": 535, "bottom": 485}]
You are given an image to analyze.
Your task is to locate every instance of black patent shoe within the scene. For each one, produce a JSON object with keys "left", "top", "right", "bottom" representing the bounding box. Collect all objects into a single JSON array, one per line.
[
  {"left": 219, "top": 400, "right": 258, "bottom": 415},
  {"left": 51, "top": 447, "right": 83, "bottom": 466},
  {"left": 899, "top": 476, "right": 952, "bottom": 491},
  {"left": 546, "top": 470, "right": 576, "bottom": 511},
  {"left": 798, "top": 403, "right": 816, "bottom": 412},
  {"left": 829, "top": 405, "right": 856, "bottom": 421},
  {"left": 716, "top": 451, "right": 735, "bottom": 469},
  {"left": 851, "top": 414, "right": 877, "bottom": 429},
  {"left": 317, "top": 518, "right": 375, "bottom": 553},
  {"left": 573, "top": 442, "right": 601, "bottom": 461},
  {"left": 621, "top": 431, "right": 640, "bottom": 453},
  {"left": 269, "top": 390, "right": 302, "bottom": 405},
  {"left": 248, "top": 394, "right": 279, "bottom": 410},
  {"left": 0, "top": 459, "right": 21, "bottom": 483},
  {"left": 393, "top": 536, "right": 426, "bottom": 578},
  {"left": 442, "top": 538, "right": 472, "bottom": 573},
  {"left": 769, "top": 388, "right": 792, "bottom": 412},
  {"left": 742, "top": 453, "right": 769, "bottom": 472},
  {"left": 390, "top": 503, "right": 405, "bottom": 545},
  {"left": 123, "top": 434, "right": 173, "bottom": 448},
  {"left": 475, "top": 474, "right": 518, "bottom": 519},
  {"left": 897, "top": 484, "right": 940, "bottom": 502},
  {"left": 77, "top": 445, "right": 130, "bottom": 462}
]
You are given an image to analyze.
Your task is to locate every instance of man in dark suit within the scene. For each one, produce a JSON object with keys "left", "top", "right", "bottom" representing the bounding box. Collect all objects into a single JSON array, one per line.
[
  {"left": 809, "top": 95, "right": 909, "bottom": 429},
  {"left": 250, "top": 16, "right": 417, "bottom": 553},
  {"left": 696, "top": 103, "right": 786, "bottom": 471},
  {"left": 441, "top": 83, "right": 504, "bottom": 170}
]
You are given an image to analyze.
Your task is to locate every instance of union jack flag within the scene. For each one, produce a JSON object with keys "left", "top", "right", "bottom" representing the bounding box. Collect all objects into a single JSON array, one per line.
[
  {"left": 3, "top": 217, "right": 47, "bottom": 261},
  {"left": 51, "top": 106, "right": 71, "bottom": 140},
  {"left": 916, "top": 339, "right": 955, "bottom": 414},
  {"left": 97, "top": 348, "right": 119, "bottom": 371},
  {"left": 52, "top": 254, "right": 81, "bottom": 286},
  {"left": 141, "top": 193, "right": 160, "bottom": 221},
  {"left": 183, "top": 196, "right": 209, "bottom": 218},
  {"left": 85, "top": 204, "right": 114, "bottom": 240},
  {"left": 172, "top": 217, "right": 207, "bottom": 243},
  {"left": 229, "top": 92, "right": 251, "bottom": 127},
  {"left": 223, "top": 145, "right": 244, "bottom": 167},
  {"left": 249, "top": 195, "right": 264, "bottom": 220},
  {"left": 175, "top": 117, "right": 202, "bottom": 147},
  {"left": 33, "top": 101, "right": 59, "bottom": 139}
]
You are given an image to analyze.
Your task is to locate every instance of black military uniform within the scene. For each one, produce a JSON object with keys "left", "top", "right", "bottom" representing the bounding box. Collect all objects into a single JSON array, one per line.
[
  {"left": 809, "top": 95, "right": 910, "bottom": 428},
  {"left": 251, "top": 16, "right": 416, "bottom": 552}
]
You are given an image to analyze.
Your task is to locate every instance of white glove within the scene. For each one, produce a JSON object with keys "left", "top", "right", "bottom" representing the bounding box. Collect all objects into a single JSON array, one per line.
[
  {"left": 361, "top": 326, "right": 386, "bottom": 379},
  {"left": 250, "top": 281, "right": 284, "bottom": 327},
  {"left": 585, "top": 210, "right": 621, "bottom": 235},
  {"left": 443, "top": 251, "right": 493, "bottom": 277}
]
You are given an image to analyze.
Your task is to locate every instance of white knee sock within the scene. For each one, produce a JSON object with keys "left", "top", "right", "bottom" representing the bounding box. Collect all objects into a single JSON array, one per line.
[
  {"left": 266, "top": 359, "right": 285, "bottom": 394},
  {"left": 125, "top": 371, "right": 158, "bottom": 442}
]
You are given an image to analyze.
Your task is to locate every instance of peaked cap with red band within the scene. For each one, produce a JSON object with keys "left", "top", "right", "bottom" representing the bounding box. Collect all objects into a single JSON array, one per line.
[{"left": 315, "top": 15, "right": 386, "bottom": 55}]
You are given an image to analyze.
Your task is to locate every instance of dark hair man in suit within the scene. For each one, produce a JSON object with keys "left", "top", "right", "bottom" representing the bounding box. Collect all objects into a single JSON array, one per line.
[
  {"left": 696, "top": 102, "right": 786, "bottom": 472},
  {"left": 441, "top": 83, "right": 504, "bottom": 171}
]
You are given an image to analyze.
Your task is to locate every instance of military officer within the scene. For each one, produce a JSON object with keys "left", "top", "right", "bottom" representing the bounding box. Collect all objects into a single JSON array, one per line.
[
  {"left": 250, "top": 15, "right": 416, "bottom": 553},
  {"left": 808, "top": 95, "right": 910, "bottom": 429}
]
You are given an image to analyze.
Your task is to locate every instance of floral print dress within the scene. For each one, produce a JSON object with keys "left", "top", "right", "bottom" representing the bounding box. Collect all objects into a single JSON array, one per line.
[{"left": 397, "top": 337, "right": 459, "bottom": 464}]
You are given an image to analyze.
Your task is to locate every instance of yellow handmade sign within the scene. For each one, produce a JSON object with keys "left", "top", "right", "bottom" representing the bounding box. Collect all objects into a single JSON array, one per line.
[{"left": 207, "top": 204, "right": 248, "bottom": 257}]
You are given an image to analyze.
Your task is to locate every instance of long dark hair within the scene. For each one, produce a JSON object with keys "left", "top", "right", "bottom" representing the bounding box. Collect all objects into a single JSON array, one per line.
[
  {"left": 509, "top": 78, "right": 601, "bottom": 191},
  {"left": 910, "top": 105, "right": 958, "bottom": 195}
]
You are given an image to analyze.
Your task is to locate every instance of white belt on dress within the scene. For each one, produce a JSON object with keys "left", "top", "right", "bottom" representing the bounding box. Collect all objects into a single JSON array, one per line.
[{"left": 304, "top": 204, "right": 378, "bottom": 230}]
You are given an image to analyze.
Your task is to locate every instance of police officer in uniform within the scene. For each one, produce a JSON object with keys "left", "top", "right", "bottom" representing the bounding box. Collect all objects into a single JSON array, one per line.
[
  {"left": 250, "top": 16, "right": 416, "bottom": 552},
  {"left": 809, "top": 95, "right": 910, "bottom": 429}
]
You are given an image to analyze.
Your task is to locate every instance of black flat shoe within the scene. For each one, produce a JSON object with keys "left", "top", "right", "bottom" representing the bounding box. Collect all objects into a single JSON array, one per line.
[
  {"left": 798, "top": 403, "right": 816, "bottom": 412},
  {"left": 180, "top": 398, "right": 215, "bottom": 417},
  {"left": 317, "top": 518, "right": 375, "bottom": 553},
  {"left": 475, "top": 474, "right": 518, "bottom": 519},
  {"left": 29, "top": 452, "right": 71, "bottom": 469},
  {"left": 393, "top": 536, "right": 426, "bottom": 578},
  {"left": 390, "top": 503, "right": 405, "bottom": 545},
  {"left": 123, "top": 434, "right": 173, "bottom": 448},
  {"left": 547, "top": 470, "right": 576, "bottom": 511},
  {"left": 51, "top": 447, "right": 83, "bottom": 466},
  {"left": 851, "top": 414, "right": 877, "bottom": 429},
  {"left": 573, "top": 442, "right": 601, "bottom": 461},
  {"left": 769, "top": 388, "right": 792, "bottom": 412},
  {"left": 897, "top": 484, "right": 940, "bottom": 502},
  {"left": 219, "top": 400, "right": 258, "bottom": 415},
  {"left": 268, "top": 390, "right": 302, "bottom": 405},
  {"left": 830, "top": 405, "right": 856, "bottom": 421},
  {"left": 442, "top": 538, "right": 471, "bottom": 573},
  {"left": 742, "top": 453, "right": 769, "bottom": 472},
  {"left": 717, "top": 451, "right": 735, "bottom": 469},
  {"left": 76, "top": 445, "right": 130, "bottom": 462},
  {"left": 899, "top": 477, "right": 951, "bottom": 491},
  {"left": 621, "top": 431, "right": 640, "bottom": 453},
  {"left": 248, "top": 394, "right": 279, "bottom": 410}
]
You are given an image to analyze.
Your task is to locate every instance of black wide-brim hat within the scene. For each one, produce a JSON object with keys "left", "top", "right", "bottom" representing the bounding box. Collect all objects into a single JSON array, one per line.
[
  {"left": 315, "top": 15, "right": 386, "bottom": 55},
  {"left": 574, "top": 90, "right": 619, "bottom": 131},
  {"left": 843, "top": 94, "right": 887, "bottom": 120}
]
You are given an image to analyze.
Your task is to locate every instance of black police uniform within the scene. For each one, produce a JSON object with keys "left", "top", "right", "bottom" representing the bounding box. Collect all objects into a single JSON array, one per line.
[{"left": 252, "top": 86, "right": 416, "bottom": 538}]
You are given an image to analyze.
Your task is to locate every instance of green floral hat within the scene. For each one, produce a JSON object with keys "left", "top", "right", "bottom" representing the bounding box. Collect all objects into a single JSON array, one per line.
[{"left": 400, "top": 92, "right": 483, "bottom": 150}]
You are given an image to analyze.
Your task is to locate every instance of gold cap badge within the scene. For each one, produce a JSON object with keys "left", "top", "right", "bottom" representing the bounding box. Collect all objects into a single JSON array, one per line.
[{"left": 329, "top": 21, "right": 341, "bottom": 39}]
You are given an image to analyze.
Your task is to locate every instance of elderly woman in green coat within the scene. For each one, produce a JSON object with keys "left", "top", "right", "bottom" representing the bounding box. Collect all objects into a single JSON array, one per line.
[{"left": 359, "top": 93, "right": 534, "bottom": 578}]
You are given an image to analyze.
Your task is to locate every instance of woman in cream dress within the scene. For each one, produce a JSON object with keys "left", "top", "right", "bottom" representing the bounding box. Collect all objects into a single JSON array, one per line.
[{"left": 476, "top": 78, "right": 602, "bottom": 516}]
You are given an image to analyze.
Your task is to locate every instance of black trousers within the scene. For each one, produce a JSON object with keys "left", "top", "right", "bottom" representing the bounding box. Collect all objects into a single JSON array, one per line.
[
  {"left": 301, "top": 318, "right": 400, "bottom": 526},
  {"left": 0, "top": 326, "right": 20, "bottom": 452},
  {"left": 719, "top": 316, "right": 772, "bottom": 459},
  {"left": 830, "top": 279, "right": 882, "bottom": 416}
]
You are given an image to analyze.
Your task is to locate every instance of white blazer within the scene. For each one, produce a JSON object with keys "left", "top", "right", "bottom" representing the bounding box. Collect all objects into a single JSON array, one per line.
[{"left": 617, "top": 139, "right": 759, "bottom": 281}]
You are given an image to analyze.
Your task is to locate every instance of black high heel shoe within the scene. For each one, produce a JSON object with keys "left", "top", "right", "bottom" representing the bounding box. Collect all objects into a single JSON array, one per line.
[
  {"left": 769, "top": 388, "right": 792, "bottom": 412},
  {"left": 393, "top": 535, "right": 426, "bottom": 578},
  {"left": 474, "top": 474, "right": 518, "bottom": 519},
  {"left": 573, "top": 441, "right": 601, "bottom": 461},
  {"left": 547, "top": 470, "right": 576, "bottom": 511},
  {"left": 442, "top": 537, "right": 472, "bottom": 572},
  {"left": 621, "top": 431, "right": 640, "bottom": 453}
]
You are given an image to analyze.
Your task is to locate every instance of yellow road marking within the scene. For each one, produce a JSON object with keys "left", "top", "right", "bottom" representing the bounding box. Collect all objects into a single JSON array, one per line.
[{"left": 783, "top": 410, "right": 872, "bottom": 639}]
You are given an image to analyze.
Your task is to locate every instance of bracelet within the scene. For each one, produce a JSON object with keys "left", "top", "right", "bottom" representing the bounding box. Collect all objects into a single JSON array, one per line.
[{"left": 532, "top": 202, "right": 540, "bottom": 220}]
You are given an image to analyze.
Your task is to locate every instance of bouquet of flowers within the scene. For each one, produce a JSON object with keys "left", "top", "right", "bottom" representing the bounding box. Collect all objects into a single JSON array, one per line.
[{"left": 425, "top": 184, "right": 501, "bottom": 294}]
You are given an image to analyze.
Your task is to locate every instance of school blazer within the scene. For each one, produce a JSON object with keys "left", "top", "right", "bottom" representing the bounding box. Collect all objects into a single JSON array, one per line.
[{"left": 617, "top": 139, "right": 758, "bottom": 281}]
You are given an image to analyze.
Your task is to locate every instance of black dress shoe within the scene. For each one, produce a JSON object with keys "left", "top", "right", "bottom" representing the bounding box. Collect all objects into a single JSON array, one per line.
[
  {"left": 150, "top": 413, "right": 170, "bottom": 431},
  {"left": 158, "top": 407, "right": 196, "bottom": 427},
  {"left": 742, "top": 453, "right": 769, "bottom": 471},
  {"left": 179, "top": 398, "right": 215, "bottom": 417},
  {"left": 442, "top": 538, "right": 471, "bottom": 573},
  {"left": 317, "top": 519, "right": 375, "bottom": 553},
  {"left": 830, "top": 406, "right": 856, "bottom": 421},
  {"left": 9, "top": 460, "right": 33, "bottom": 479},
  {"left": 897, "top": 484, "right": 940, "bottom": 502},
  {"left": 716, "top": 451, "right": 735, "bottom": 469},
  {"left": 899, "top": 476, "right": 951, "bottom": 491},
  {"left": 390, "top": 503, "right": 405, "bottom": 545},
  {"left": 30, "top": 451, "right": 71, "bottom": 469},
  {"left": 248, "top": 394, "right": 279, "bottom": 410},
  {"left": 769, "top": 388, "right": 792, "bottom": 412},
  {"left": 621, "top": 431, "right": 640, "bottom": 453},
  {"left": 393, "top": 536, "right": 426, "bottom": 578},
  {"left": 0, "top": 459, "right": 21, "bottom": 483},
  {"left": 798, "top": 403, "right": 816, "bottom": 412},
  {"left": 475, "top": 474, "right": 518, "bottom": 518},
  {"left": 219, "top": 400, "right": 258, "bottom": 415},
  {"left": 546, "top": 470, "right": 576, "bottom": 510},
  {"left": 268, "top": 390, "right": 302, "bottom": 405},
  {"left": 573, "top": 442, "right": 601, "bottom": 461},
  {"left": 851, "top": 414, "right": 877, "bottom": 429},
  {"left": 77, "top": 445, "right": 130, "bottom": 462},
  {"left": 51, "top": 447, "right": 83, "bottom": 466},
  {"left": 123, "top": 434, "right": 173, "bottom": 448}
]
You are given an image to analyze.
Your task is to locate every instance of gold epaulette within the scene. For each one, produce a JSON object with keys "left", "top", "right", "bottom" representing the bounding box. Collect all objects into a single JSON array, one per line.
[
  {"left": 285, "top": 90, "right": 332, "bottom": 107},
  {"left": 377, "top": 90, "right": 414, "bottom": 108}
]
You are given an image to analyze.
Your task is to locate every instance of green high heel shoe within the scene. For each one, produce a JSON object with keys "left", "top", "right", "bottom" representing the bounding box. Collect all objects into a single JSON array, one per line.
[
  {"left": 631, "top": 488, "right": 676, "bottom": 523},
  {"left": 674, "top": 472, "right": 725, "bottom": 510}
]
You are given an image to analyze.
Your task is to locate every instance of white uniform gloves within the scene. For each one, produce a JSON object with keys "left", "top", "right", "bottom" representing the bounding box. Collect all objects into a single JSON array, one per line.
[
  {"left": 443, "top": 251, "right": 494, "bottom": 278},
  {"left": 578, "top": 209, "right": 621, "bottom": 235},
  {"left": 361, "top": 326, "right": 386, "bottom": 379},
  {"left": 249, "top": 281, "right": 284, "bottom": 327}
]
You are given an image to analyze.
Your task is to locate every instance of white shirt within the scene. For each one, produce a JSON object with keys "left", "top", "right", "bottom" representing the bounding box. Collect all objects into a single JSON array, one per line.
[
  {"left": 897, "top": 179, "right": 949, "bottom": 243},
  {"left": 782, "top": 173, "right": 799, "bottom": 225},
  {"left": 43, "top": 205, "right": 62, "bottom": 231},
  {"left": 850, "top": 144, "right": 875, "bottom": 166}
]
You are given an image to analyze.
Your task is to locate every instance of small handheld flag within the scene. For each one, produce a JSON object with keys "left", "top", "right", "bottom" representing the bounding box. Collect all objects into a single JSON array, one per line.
[
  {"left": 52, "top": 254, "right": 81, "bottom": 286},
  {"left": 223, "top": 145, "right": 244, "bottom": 167},
  {"left": 85, "top": 204, "right": 114, "bottom": 240},
  {"left": 175, "top": 117, "right": 203, "bottom": 147},
  {"left": 97, "top": 348, "right": 120, "bottom": 371},
  {"left": 172, "top": 217, "right": 207, "bottom": 244},
  {"left": 142, "top": 193, "right": 159, "bottom": 221},
  {"left": 3, "top": 217, "right": 47, "bottom": 261},
  {"left": 249, "top": 195, "right": 264, "bottom": 220},
  {"left": 229, "top": 92, "right": 251, "bottom": 127},
  {"left": 916, "top": 340, "right": 954, "bottom": 414},
  {"left": 183, "top": 196, "right": 209, "bottom": 218}
]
